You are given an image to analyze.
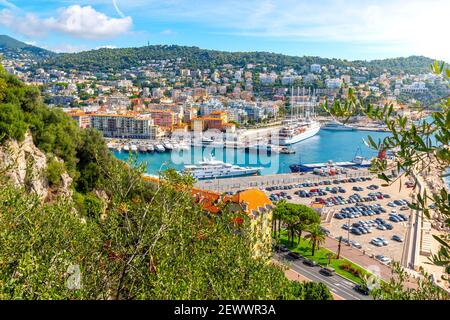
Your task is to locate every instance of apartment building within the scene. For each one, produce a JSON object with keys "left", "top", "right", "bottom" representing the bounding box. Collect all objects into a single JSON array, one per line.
[
  {"left": 146, "top": 109, "right": 178, "bottom": 128},
  {"left": 66, "top": 110, "right": 91, "bottom": 129},
  {"left": 90, "top": 113, "right": 158, "bottom": 139}
]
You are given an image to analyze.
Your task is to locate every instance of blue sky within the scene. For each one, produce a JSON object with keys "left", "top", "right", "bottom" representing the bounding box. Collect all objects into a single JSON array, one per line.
[{"left": 0, "top": 0, "right": 448, "bottom": 62}]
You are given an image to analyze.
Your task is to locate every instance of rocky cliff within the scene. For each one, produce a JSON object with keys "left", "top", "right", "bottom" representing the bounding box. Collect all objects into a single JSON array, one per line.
[{"left": 0, "top": 132, "right": 72, "bottom": 201}]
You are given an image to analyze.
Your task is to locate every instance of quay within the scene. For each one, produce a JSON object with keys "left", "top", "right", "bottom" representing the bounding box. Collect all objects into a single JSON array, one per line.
[{"left": 195, "top": 168, "right": 373, "bottom": 193}]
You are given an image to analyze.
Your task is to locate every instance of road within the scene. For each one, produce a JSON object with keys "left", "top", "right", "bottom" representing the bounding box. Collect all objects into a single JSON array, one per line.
[{"left": 275, "top": 253, "right": 372, "bottom": 300}]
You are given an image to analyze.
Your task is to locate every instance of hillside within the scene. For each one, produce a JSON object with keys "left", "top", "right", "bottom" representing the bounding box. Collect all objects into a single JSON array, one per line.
[
  {"left": 0, "top": 35, "right": 56, "bottom": 60},
  {"left": 0, "top": 63, "right": 332, "bottom": 300},
  {"left": 42, "top": 44, "right": 436, "bottom": 76}
]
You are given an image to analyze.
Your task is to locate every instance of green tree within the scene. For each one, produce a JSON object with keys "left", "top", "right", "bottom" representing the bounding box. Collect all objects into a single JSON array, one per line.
[
  {"left": 305, "top": 224, "right": 326, "bottom": 256},
  {"left": 291, "top": 281, "right": 333, "bottom": 300},
  {"left": 0, "top": 103, "right": 27, "bottom": 142}
]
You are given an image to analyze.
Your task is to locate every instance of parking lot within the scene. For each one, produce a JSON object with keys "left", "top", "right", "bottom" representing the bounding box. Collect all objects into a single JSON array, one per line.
[{"left": 264, "top": 175, "right": 413, "bottom": 264}]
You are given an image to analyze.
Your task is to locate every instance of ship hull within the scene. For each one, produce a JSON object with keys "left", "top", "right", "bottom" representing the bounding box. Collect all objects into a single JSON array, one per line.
[
  {"left": 278, "top": 124, "right": 321, "bottom": 146},
  {"left": 193, "top": 169, "right": 260, "bottom": 180}
]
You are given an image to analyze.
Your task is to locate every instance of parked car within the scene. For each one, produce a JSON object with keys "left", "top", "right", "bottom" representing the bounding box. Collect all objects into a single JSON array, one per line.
[
  {"left": 351, "top": 241, "right": 362, "bottom": 249},
  {"left": 384, "top": 223, "right": 394, "bottom": 230},
  {"left": 392, "top": 235, "right": 403, "bottom": 242},
  {"left": 375, "top": 237, "right": 389, "bottom": 246},
  {"left": 371, "top": 239, "right": 383, "bottom": 247},
  {"left": 375, "top": 255, "right": 392, "bottom": 265}
]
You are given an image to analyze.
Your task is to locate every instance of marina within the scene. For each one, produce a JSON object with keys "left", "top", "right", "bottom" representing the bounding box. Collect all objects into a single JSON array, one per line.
[{"left": 113, "top": 129, "right": 391, "bottom": 177}]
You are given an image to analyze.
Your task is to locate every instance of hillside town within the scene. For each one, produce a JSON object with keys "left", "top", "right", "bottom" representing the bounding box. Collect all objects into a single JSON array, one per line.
[{"left": 1, "top": 52, "right": 448, "bottom": 143}]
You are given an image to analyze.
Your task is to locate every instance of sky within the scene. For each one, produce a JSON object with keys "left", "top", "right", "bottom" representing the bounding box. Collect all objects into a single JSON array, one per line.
[{"left": 0, "top": 0, "right": 448, "bottom": 62}]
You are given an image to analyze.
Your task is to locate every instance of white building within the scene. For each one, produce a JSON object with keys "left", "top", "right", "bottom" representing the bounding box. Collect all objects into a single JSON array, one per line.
[
  {"left": 325, "top": 78, "right": 343, "bottom": 89},
  {"left": 310, "top": 64, "right": 321, "bottom": 73}
]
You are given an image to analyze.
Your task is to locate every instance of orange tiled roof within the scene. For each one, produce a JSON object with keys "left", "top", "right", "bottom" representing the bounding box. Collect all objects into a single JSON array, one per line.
[
  {"left": 142, "top": 176, "right": 272, "bottom": 216},
  {"left": 226, "top": 189, "right": 273, "bottom": 215},
  {"left": 148, "top": 109, "right": 175, "bottom": 114}
]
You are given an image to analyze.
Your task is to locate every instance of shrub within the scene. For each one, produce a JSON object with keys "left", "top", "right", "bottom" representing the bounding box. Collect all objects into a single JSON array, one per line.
[
  {"left": 45, "top": 158, "right": 65, "bottom": 187},
  {"left": 339, "top": 262, "right": 362, "bottom": 277}
]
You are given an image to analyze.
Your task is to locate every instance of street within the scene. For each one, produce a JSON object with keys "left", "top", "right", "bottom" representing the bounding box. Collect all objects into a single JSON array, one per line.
[{"left": 275, "top": 253, "right": 373, "bottom": 300}]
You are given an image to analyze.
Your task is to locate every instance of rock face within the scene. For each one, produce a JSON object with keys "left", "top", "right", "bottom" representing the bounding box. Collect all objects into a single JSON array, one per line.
[{"left": 0, "top": 132, "right": 72, "bottom": 201}]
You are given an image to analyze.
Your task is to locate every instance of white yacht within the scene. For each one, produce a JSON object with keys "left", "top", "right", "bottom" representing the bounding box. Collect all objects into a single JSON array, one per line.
[
  {"left": 178, "top": 142, "right": 190, "bottom": 151},
  {"left": 138, "top": 145, "right": 148, "bottom": 153},
  {"left": 130, "top": 144, "right": 138, "bottom": 153},
  {"left": 183, "top": 157, "right": 261, "bottom": 180},
  {"left": 155, "top": 144, "right": 165, "bottom": 152},
  {"left": 163, "top": 141, "right": 174, "bottom": 150},
  {"left": 123, "top": 144, "right": 130, "bottom": 152},
  {"left": 276, "top": 119, "right": 321, "bottom": 146},
  {"left": 147, "top": 144, "right": 155, "bottom": 152},
  {"left": 322, "top": 120, "right": 355, "bottom": 131}
]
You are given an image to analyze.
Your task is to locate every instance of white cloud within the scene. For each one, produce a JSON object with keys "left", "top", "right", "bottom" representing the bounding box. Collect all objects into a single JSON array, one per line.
[{"left": 0, "top": 5, "right": 132, "bottom": 40}]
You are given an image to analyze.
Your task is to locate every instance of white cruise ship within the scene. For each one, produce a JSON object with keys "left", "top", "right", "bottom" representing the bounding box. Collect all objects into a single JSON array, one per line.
[
  {"left": 322, "top": 120, "right": 355, "bottom": 131},
  {"left": 183, "top": 157, "right": 261, "bottom": 180},
  {"left": 276, "top": 119, "right": 321, "bottom": 146}
]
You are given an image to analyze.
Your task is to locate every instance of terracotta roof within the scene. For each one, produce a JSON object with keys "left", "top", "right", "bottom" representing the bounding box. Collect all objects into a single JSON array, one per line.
[
  {"left": 142, "top": 176, "right": 272, "bottom": 216},
  {"left": 226, "top": 189, "right": 273, "bottom": 215}
]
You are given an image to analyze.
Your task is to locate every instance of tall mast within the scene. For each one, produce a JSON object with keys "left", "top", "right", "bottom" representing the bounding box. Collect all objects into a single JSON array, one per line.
[{"left": 291, "top": 86, "right": 294, "bottom": 119}]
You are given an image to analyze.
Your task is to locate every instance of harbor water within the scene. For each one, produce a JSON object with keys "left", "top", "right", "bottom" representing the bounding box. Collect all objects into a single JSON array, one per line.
[{"left": 113, "top": 129, "right": 391, "bottom": 176}]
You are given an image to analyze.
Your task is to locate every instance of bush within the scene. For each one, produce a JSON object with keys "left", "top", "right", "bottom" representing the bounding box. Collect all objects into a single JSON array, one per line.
[
  {"left": 45, "top": 158, "right": 65, "bottom": 187},
  {"left": 339, "top": 262, "right": 362, "bottom": 277},
  {"left": 291, "top": 281, "right": 333, "bottom": 300}
]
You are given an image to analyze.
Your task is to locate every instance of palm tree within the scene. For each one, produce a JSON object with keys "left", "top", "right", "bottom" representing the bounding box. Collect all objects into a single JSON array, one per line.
[
  {"left": 294, "top": 223, "right": 307, "bottom": 246},
  {"left": 305, "top": 224, "right": 326, "bottom": 256}
]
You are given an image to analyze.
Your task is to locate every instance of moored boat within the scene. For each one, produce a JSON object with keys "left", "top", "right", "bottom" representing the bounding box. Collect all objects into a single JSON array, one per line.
[
  {"left": 155, "top": 144, "right": 165, "bottom": 152},
  {"left": 322, "top": 120, "right": 355, "bottom": 131},
  {"left": 183, "top": 156, "right": 261, "bottom": 180}
]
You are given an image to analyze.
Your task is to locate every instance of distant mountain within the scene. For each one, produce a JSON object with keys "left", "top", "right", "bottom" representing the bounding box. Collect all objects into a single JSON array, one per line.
[
  {"left": 0, "top": 35, "right": 56, "bottom": 60},
  {"left": 42, "top": 44, "right": 437, "bottom": 77}
]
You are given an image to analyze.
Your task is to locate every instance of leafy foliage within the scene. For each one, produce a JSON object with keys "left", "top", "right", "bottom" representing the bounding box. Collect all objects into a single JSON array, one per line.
[
  {"left": 291, "top": 281, "right": 333, "bottom": 300},
  {"left": 323, "top": 60, "right": 450, "bottom": 297},
  {"left": 273, "top": 201, "right": 320, "bottom": 246},
  {"left": 0, "top": 161, "right": 322, "bottom": 300},
  {"left": 42, "top": 45, "right": 435, "bottom": 77},
  {"left": 0, "top": 64, "right": 112, "bottom": 192}
]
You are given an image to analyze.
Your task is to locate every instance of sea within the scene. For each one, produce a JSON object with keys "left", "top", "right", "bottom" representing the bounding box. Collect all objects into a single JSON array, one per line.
[{"left": 113, "top": 129, "right": 391, "bottom": 176}]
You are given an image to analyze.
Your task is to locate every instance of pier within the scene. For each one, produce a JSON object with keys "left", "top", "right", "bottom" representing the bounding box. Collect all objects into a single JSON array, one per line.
[{"left": 195, "top": 168, "right": 373, "bottom": 193}]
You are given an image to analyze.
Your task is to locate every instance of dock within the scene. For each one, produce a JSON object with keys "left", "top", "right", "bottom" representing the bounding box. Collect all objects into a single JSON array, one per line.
[{"left": 195, "top": 168, "right": 373, "bottom": 193}]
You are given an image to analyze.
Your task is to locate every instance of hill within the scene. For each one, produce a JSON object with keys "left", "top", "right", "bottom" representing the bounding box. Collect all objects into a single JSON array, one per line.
[
  {"left": 0, "top": 35, "right": 56, "bottom": 60},
  {"left": 42, "top": 44, "right": 436, "bottom": 77}
]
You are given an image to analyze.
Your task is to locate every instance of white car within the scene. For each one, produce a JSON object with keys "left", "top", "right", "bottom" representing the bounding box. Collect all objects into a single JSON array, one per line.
[
  {"left": 351, "top": 241, "right": 362, "bottom": 249},
  {"left": 371, "top": 239, "right": 383, "bottom": 247},
  {"left": 376, "top": 256, "right": 392, "bottom": 265},
  {"left": 375, "top": 237, "right": 389, "bottom": 246}
]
